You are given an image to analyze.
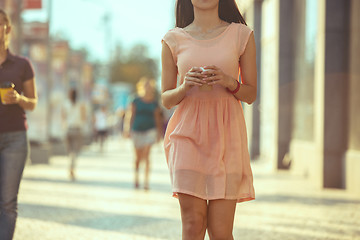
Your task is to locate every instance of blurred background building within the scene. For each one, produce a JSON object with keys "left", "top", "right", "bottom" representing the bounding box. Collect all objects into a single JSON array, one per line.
[
  {"left": 237, "top": 0, "right": 360, "bottom": 196},
  {"left": 0, "top": 0, "right": 133, "bottom": 162}
]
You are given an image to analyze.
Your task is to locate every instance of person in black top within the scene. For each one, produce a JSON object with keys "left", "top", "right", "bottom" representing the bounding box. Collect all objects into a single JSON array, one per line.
[{"left": 0, "top": 9, "right": 38, "bottom": 240}]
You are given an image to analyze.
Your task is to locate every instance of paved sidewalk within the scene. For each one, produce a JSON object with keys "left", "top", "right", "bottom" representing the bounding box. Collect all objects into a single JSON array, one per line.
[{"left": 14, "top": 138, "right": 360, "bottom": 240}]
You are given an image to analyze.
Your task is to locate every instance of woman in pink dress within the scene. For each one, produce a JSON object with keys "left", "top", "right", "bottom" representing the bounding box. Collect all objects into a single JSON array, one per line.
[{"left": 161, "top": 0, "right": 257, "bottom": 239}]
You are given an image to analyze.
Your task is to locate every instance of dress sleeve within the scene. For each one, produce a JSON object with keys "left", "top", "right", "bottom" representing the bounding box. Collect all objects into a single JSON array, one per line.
[
  {"left": 22, "top": 58, "right": 35, "bottom": 82},
  {"left": 238, "top": 24, "right": 253, "bottom": 57},
  {"left": 161, "top": 29, "right": 178, "bottom": 64}
]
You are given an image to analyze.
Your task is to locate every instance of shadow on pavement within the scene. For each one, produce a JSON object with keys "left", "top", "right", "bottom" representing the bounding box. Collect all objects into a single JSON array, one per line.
[
  {"left": 68, "top": 164, "right": 170, "bottom": 176},
  {"left": 18, "top": 203, "right": 178, "bottom": 238},
  {"left": 268, "top": 221, "right": 360, "bottom": 237},
  {"left": 232, "top": 226, "right": 347, "bottom": 240},
  {"left": 22, "top": 177, "right": 172, "bottom": 193},
  {"left": 256, "top": 194, "right": 360, "bottom": 206}
]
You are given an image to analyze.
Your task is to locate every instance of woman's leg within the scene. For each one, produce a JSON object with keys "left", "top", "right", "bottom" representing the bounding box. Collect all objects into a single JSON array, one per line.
[
  {"left": 98, "top": 131, "right": 107, "bottom": 153},
  {"left": 134, "top": 147, "right": 144, "bottom": 188},
  {"left": 67, "top": 132, "right": 76, "bottom": 181},
  {"left": 207, "top": 199, "right": 237, "bottom": 240},
  {"left": 0, "top": 131, "right": 28, "bottom": 240},
  {"left": 99, "top": 133, "right": 104, "bottom": 152},
  {"left": 70, "top": 131, "right": 83, "bottom": 181},
  {"left": 142, "top": 145, "right": 151, "bottom": 190},
  {"left": 178, "top": 193, "right": 208, "bottom": 240}
]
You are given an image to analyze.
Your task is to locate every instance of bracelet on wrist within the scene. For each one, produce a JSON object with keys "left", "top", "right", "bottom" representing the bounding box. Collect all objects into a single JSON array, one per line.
[{"left": 226, "top": 80, "right": 240, "bottom": 94}]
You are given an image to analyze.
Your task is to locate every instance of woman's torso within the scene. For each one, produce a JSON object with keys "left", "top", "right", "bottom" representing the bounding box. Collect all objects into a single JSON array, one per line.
[
  {"left": 65, "top": 101, "right": 83, "bottom": 129},
  {"left": 163, "top": 22, "right": 252, "bottom": 101},
  {"left": 95, "top": 110, "right": 108, "bottom": 131},
  {"left": 178, "top": 23, "right": 240, "bottom": 100},
  {"left": 0, "top": 50, "right": 34, "bottom": 133},
  {"left": 132, "top": 97, "right": 158, "bottom": 132}
]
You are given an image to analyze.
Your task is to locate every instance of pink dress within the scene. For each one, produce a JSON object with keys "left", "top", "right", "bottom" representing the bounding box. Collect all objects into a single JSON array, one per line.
[{"left": 162, "top": 22, "right": 255, "bottom": 203}]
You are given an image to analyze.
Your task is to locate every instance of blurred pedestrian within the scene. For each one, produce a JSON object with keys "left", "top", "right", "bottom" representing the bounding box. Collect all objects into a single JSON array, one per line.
[
  {"left": 115, "top": 107, "right": 126, "bottom": 137},
  {"left": 0, "top": 9, "right": 38, "bottom": 240},
  {"left": 161, "top": 0, "right": 257, "bottom": 239},
  {"left": 62, "top": 89, "right": 86, "bottom": 181},
  {"left": 123, "top": 77, "right": 163, "bottom": 190},
  {"left": 94, "top": 105, "right": 109, "bottom": 153}
]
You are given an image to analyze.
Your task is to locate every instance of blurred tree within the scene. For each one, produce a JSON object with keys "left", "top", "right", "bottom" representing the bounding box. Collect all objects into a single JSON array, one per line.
[
  {"left": 110, "top": 43, "right": 158, "bottom": 86},
  {"left": 79, "top": 47, "right": 90, "bottom": 61}
]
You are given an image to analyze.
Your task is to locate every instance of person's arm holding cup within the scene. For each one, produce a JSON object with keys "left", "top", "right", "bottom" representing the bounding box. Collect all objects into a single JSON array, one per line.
[{"left": 3, "top": 78, "right": 37, "bottom": 110}]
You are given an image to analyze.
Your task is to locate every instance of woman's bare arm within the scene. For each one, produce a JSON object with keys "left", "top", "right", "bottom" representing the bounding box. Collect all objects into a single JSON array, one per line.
[
  {"left": 161, "top": 42, "right": 186, "bottom": 109},
  {"left": 13, "top": 78, "right": 38, "bottom": 111},
  {"left": 234, "top": 32, "right": 257, "bottom": 104}
]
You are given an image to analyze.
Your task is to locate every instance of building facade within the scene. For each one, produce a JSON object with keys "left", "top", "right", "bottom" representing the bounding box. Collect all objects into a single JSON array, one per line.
[
  {"left": 0, "top": 0, "right": 22, "bottom": 53},
  {"left": 236, "top": 0, "right": 360, "bottom": 195}
]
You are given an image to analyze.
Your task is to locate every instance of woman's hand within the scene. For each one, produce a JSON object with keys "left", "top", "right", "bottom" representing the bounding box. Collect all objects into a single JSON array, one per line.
[
  {"left": 201, "top": 65, "right": 237, "bottom": 89},
  {"left": 182, "top": 67, "right": 206, "bottom": 91},
  {"left": 3, "top": 89, "right": 21, "bottom": 105}
]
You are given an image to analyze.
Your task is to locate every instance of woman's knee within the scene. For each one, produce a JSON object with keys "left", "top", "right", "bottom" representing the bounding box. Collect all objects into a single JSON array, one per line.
[
  {"left": 135, "top": 149, "right": 143, "bottom": 161},
  {"left": 207, "top": 225, "right": 233, "bottom": 240},
  {"left": 182, "top": 212, "right": 207, "bottom": 236},
  {"left": 179, "top": 194, "right": 208, "bottom": 238}
]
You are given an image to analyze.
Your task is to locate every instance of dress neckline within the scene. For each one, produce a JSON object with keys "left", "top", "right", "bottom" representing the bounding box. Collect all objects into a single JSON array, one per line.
[{"left": 178, "top": 22, "right": 234, "bottom": 41}]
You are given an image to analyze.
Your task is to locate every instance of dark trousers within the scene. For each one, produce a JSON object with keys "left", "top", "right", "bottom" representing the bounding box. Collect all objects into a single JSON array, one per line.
[{"left": 0, "top": 131, "right": 28, "bottom": 240}]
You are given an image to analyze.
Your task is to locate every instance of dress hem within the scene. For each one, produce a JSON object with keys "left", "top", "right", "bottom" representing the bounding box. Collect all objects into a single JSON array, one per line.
[{"left": 171, "top": 189, "right": 255, "bottom": 203}]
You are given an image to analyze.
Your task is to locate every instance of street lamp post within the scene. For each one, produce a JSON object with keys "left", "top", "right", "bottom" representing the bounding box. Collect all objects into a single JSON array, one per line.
[
  {"left": 102, "top": 11, "right": 112, "bottom": 62},
  {"left": 82, "top": 0, "right": 113, "bottom": 61},
  {"left": 46, "top": 0, "right": 53, "bottom": 141},
  {"left": 15, "top": 0, "right": 23, "bottom": 54}
]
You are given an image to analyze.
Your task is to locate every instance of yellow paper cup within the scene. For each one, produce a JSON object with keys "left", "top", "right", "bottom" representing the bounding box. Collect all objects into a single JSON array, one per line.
[{"left": 0, "top": 82, "right": 14, "bottom": 104}]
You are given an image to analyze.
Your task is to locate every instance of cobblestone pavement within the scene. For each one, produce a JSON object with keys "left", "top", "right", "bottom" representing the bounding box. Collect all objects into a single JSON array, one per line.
[{"left": 14, "top": 138, "right": 360, "bottom": 240}]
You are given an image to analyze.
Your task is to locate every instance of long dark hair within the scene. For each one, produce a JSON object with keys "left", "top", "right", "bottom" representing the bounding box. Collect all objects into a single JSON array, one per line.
[{"left": 175, "top": 0, "right": 247, "bottom": 28}]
